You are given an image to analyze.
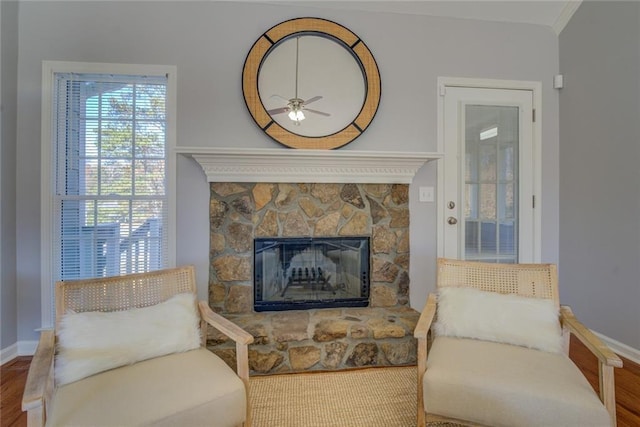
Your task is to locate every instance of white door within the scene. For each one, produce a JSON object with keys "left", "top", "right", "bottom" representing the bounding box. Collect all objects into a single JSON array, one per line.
[{"left": 441, "top": 86, "right": 537, "bottom": 263}]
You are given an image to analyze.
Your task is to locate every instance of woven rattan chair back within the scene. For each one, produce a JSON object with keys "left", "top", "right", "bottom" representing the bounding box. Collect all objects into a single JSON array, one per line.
[
  {"left": 436, "top": 258, "right": 559, "bottom": 307},
  {"left": 55, "top": 266, "right": 197, "bottom": 331}
]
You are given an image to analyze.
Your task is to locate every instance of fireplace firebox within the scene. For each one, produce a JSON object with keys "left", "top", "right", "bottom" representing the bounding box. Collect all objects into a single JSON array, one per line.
[{"left": 254, "top": 236, "right": 370, "bottom": 311}]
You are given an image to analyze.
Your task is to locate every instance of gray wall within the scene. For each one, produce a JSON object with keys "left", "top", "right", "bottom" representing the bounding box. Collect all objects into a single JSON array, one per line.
[
  {"left": 559, "top": 2, "right": 640, "bottom": 349},
  {"left": 1, "top": 0, "right": 19, "bottom": 352},
  {"left": 13, "top": 1, "right": 560, "bottom": 344}
]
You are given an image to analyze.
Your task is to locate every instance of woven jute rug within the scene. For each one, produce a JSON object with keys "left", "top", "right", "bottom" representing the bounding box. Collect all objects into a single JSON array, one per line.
[{"left": 250, "top": 366, "right": 419, "bottom": 427}]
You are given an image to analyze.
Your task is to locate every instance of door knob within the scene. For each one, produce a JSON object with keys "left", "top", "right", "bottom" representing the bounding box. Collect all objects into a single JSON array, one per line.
[{"left": 447, "top": 217, "right": 458, "bottom": 225}]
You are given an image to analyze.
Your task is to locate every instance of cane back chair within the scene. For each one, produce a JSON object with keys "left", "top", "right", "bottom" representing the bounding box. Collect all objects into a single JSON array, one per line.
[
  {"left": 414, "top": 258, "right": 623, "bottom": 427},
  {"left": 22, "top": 266, "right": 254, "bottom": 427}
]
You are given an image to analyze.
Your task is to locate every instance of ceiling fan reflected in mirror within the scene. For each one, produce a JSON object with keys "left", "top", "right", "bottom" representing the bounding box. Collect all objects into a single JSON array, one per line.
[{"left": 266, "top": 37, "right": 331, "bottom": 125}]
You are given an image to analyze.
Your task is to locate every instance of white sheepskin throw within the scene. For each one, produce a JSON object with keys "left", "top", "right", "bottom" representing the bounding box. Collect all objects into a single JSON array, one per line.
[
  {"left": 433, "top": 286, "right": 563, "bottom": 353},
  {"left": 55, "top": 292, "right": 201, "bottom": 386}
]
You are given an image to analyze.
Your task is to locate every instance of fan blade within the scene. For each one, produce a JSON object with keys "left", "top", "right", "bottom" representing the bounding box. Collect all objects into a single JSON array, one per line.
[
  {"left": 267, "top": 107, "right": 290, "bottom": 115},
  {"left": 305, "top": 108, "right": 331, "bottom": 117},
  {"left": 303, "top": 96, "right": 323, "bottom": 106},
  {"left": 270, "top": 94, "right": 291, "bottom": 102}
]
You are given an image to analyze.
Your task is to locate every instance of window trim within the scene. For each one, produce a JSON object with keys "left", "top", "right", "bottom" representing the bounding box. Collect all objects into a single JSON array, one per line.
[{"left": 40, "top": 61, "right": 177, "bottom": 328}]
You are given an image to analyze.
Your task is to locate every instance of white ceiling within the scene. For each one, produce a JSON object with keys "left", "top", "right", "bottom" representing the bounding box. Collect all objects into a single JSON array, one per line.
[{"left": 264, "top": 1, "right": 582, "bottom": 34}]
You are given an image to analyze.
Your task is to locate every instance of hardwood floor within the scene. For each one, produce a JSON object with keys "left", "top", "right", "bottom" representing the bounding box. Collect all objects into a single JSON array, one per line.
[
  {"left": 1, "top": 357, "right": 29, "bottom": 427},
  {"left": 2, "top": 337, "right": 639, "bottom": 427},
  {"left": 568, "top": 336, "right": 640, "bottom": 427}
]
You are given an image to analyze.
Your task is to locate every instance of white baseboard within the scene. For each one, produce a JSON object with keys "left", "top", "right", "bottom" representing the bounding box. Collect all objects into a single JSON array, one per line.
[
  {"left": 0, "top": 340, "right": 38, "bottom": 365},
  {"left": 19, "top": 340, "right": 39, "bottom": 356},
  {"left": 594, "top": 331, "right": 640, "bottom": 365},
  {"left": 0, "top": 343, "right": 18, "bottom": 365}
]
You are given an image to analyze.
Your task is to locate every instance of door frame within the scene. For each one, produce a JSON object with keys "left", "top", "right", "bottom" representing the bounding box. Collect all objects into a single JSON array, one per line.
[{"left": 436, "top": 77, "right": 542, "bottom": 262}]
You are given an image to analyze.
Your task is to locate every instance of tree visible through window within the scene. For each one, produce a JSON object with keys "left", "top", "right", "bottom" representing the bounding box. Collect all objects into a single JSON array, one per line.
[{"left": 54, "top": 73, "right": 169, "bottom": 280}]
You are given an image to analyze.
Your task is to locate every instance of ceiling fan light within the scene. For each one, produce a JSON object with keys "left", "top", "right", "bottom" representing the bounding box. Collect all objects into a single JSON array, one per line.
[{"left": 288, "top": 109, "right": 305, "bottom": 122}]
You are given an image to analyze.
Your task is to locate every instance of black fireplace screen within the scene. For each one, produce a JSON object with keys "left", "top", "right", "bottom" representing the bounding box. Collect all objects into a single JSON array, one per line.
[{"left": 254, "top": 236, "right": 370, "bottom": 311}]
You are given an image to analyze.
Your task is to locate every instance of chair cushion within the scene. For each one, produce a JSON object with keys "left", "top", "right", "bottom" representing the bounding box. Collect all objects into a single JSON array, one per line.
[
  {"left": 47, "top": 348, "right": 246, "bottom": 427},
  {"left": 423, "top": 337, "right": 611, "bottom": 427}
]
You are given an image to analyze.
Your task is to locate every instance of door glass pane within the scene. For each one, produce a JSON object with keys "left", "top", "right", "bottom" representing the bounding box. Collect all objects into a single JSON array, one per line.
[
  {"left": 464, "top": 183, "right": 478, "bottom": 219},
  {"left": 464, "top": 105, "right": 518, "bottom": 263}
]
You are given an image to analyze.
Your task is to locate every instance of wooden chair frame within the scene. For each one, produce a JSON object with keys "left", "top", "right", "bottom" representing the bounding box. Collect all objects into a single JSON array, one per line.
[
  {"left": 22, "top": 266, "right": 254, "bottom": 427},
  {"left": 414, "top": 258, "right": 623, "bottom": 427}
]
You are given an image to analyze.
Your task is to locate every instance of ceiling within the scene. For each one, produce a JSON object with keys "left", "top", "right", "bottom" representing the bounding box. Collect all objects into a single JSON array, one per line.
[{"left": 264, "top": 1, "right": 582, "bottom": 34}]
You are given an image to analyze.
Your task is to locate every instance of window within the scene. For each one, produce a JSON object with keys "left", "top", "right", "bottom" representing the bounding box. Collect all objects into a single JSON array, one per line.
[{"left": 42, "top": 62, "right": 176, "bottom": 327}]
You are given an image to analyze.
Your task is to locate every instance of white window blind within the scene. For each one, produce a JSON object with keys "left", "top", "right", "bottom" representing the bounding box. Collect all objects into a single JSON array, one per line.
[{"left": 53, "top": 72, "right": 169, "bottom": 281}]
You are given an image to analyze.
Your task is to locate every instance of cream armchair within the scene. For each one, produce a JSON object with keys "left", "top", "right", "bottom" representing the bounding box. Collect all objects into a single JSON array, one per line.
[
  {"left": 414, "top": 258, "right": 623, "bottom": 427},
  {"left": 22, "top": 266, "right": 254, "bottom": 427}
]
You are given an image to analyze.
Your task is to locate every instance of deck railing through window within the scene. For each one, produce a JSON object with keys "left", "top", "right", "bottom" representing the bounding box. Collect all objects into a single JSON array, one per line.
[{"left": 76, "top": 217, "right": 162, "bottom": 278}]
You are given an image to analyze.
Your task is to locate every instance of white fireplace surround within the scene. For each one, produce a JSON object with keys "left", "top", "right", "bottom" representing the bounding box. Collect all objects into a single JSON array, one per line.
[{"left": 176, "top": 147, "right": 442, "bottom": 183}]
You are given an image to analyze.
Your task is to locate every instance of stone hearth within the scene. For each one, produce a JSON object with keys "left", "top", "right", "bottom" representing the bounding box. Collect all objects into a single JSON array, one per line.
[{"left": 208, "top": 307, "right": 418, "bottom": 374}]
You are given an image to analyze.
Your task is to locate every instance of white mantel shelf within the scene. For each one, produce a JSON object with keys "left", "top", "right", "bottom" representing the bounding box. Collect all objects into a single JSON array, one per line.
[{"left": 176, "top": 147, "right": 442, "bottom": 184}]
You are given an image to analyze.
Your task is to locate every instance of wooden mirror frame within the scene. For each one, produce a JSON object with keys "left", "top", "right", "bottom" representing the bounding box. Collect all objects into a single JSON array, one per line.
[{"left": 242, "top": 17, "right": 381, "bottom": 150}]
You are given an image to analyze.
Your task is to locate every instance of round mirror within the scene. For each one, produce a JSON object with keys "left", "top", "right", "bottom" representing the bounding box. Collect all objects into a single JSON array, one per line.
[{"left": 243, "top": 18, "right": 381, "bottom": 149}]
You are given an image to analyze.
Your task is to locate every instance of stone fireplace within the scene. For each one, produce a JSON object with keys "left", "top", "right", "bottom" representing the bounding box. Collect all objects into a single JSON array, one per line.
[
  {"left": 208, "top": 182, "right": 412, "bottom": 314},
  {"left": 178, "top": 147, "right": 441, "bottom": 374}
]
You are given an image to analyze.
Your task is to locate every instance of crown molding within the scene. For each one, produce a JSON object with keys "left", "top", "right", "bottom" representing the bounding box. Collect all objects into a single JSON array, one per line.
[
  {"left": 175, "top": 147, "right": 442, "bottom": 184},
  {"left": 553, "top": 1, "right": 582, "bottom": 35}
]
